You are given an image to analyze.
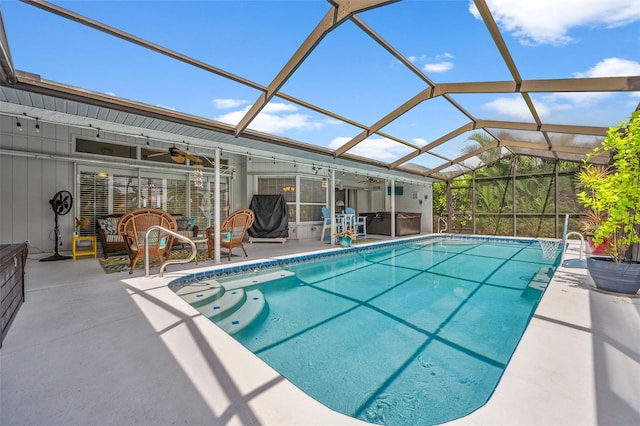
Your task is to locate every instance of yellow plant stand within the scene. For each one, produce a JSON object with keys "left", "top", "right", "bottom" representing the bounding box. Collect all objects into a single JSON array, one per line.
[{"left": 72, "top": 235, "right": 97, "bottom": 260}]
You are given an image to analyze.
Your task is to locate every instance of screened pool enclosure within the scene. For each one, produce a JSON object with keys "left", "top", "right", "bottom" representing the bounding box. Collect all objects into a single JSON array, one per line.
[
  {"left": 1, "top": 1, "right": 639, "bottom": 248},
  {"left": 434, "top": 155, "right": 586, "bottom": 239}
]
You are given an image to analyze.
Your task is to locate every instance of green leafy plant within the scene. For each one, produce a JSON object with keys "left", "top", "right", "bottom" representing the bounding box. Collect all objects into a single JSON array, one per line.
[
  {"left": 577, "top": 111, "right": 640, "bottom": 263},
  {"left": 576, "top": 165, "right": 609, "bottom": 236}
]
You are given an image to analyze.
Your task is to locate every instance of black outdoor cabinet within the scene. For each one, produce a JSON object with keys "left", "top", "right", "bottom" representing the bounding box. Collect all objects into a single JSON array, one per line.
[{"left": 1, "top": 243, "right": 27, "bottom": 348}]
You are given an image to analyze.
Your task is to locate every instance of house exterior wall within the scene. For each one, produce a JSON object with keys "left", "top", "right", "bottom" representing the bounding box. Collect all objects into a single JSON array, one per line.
[
  {"left": 1, "top": 117, "right": 232, "bottom": 253},
  {"left": 1, "top": 114, "right": 432, "bottom": 253},
  {"left": 1, "top": 115, "right": 75, "bottom": 253}
]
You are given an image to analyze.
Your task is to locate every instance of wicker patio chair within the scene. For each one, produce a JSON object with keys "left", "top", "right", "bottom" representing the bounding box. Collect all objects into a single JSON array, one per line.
[
  {"left": 116, "top": 208, "right": 178, "bottom": 274},
  {"left": 206, "top": 208, "right": 255, "bottom": 261}
]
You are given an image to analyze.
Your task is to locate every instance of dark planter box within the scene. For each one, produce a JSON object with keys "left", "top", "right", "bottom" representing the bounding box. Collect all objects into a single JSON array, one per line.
[{"left": 361, "top": 212, "right": 422, "bottom": 236}]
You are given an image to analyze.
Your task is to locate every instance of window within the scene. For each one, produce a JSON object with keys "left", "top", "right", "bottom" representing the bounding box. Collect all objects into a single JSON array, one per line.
[
  {"left": 76, "top": 139, "right": 137, "bottom": 159},
  {"left": 140, "top": 177, "right": 164, "bottom": 209},
  {"left": 190, "top": 179, "right": 229, "bottom": 231},
  {"left": 113, "top": 176, "right": 139, "bottom": 214},
  {"left": 78, "top": 171, "right": 110, "bottom": 236},
  {"left": 78, "top": 167, "right": 229, "bottom": 236},
  {"left": 299, "top": 177, "right": 325, "bottom": 222},
  {"left": 166, "top": 178, "right": 187, "bottom": 215},
  {"left": 258, "top": 177, "right": 296, "bottom": 221},
  {"left": 257, "top": 176, "right": 326, "bottom": 222}
]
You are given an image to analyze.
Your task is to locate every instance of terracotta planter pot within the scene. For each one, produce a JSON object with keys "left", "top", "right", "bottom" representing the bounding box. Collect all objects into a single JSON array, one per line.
[
  {"left": 587, "top": 257, "right": 640, "bottom": 295},
  {"left": 587, "top": 238, "right": 609, "bottom": 255}
]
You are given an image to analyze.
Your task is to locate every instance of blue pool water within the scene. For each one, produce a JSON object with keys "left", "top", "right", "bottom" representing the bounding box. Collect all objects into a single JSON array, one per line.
[{"left": 174, "top": 237, "right": 560, "bottom": 425}]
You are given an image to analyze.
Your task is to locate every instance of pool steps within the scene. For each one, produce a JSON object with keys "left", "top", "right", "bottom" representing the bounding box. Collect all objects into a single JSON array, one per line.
[
  {"left": 175, "top": 281, "right": 223, "bottom": 307},
  {"left": 215, "top": 290, "right": 265, "bottom": 335},
  {"left": 176, "top": 278, "right": 273, "bottom": 334},
  {"left": 198, "top": 287, "right": 246, "bottom": 321},
  {"left": 221, "top": 269, "right": 294, "bottom": 290}
]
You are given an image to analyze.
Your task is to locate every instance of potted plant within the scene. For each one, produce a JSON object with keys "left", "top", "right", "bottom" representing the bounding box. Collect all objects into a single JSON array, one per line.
[
  {"left": 335, "top": 230, "right": 355, "bottom": 247},
  {"left": 577, "top": 110, "right": 640, "bottom": 294}
]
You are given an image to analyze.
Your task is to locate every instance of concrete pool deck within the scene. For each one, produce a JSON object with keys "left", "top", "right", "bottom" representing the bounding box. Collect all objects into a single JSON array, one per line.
[{"left": 1, "top": 238, "right": 639, "bottom": 425}]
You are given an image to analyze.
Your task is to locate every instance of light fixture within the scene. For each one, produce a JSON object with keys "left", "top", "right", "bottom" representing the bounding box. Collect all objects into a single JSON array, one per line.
[
  {"left": 96, "top": 128, "right": 100, "bottom": 140},
  {"left": 282, "top": 186, "right": 295, "bottom": 192},
  {"left": 16, "top": 117, "right": 22, "bottom": 131},
  {"left": 35, "top": 118, "right": 40, "bottom": 133},
  {"left": 321, "top": 177, "right": 328, "bottom": 188}
]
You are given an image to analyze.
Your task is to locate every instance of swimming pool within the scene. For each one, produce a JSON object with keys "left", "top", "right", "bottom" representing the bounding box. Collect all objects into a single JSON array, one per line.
[{"left": 171, "top": 236, "right": 560, "bottom": 425}]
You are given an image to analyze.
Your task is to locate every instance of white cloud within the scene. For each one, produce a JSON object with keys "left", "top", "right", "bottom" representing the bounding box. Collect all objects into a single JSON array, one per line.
[
  {"left": 435, "top": 53, "right": 454, "bottom": 60},
  {"left": 423, "top": 61, "right": 453, "bottom": 73},
  {"left": 469, "top": 0, "right": 640, "bottom": 46},
  {"left": 262, "top": 102, "right": 298, "bottom": 113},
  {"left": 573, "top": 57, "right": 640, "bottom": 78},
  {"left": 213, "top": 98, "right": 250, "bottom": 109},
  {"left": 486, "top": 57, "right": 640, "bottom": 117},
  {"left": 552, "top": 91, "right": 612, "bottom": 107},
  {"left": 415, "top": 52, "right": 455, "bottom": 73},
  {"left": 328, "top": 136, "right": 414, "bottom": 162},
  {"left": 485, "top": 97, "right": 550, "bottom": 120},
  {"left": 214, "top": 102, "right": 334, "bottom": 134},
  {"left": 553, "top": 58, "right": 640, "bottom": 105}
]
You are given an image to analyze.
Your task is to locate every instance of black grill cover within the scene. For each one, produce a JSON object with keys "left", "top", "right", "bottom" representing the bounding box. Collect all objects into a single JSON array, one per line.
[{"left": 248, "top": 194, "right": 289, "bottom": 238}]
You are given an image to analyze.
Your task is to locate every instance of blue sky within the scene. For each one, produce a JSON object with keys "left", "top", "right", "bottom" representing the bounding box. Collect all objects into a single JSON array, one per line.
[{"left": 2, "top": 0, "right": 640, "bottom": 171}]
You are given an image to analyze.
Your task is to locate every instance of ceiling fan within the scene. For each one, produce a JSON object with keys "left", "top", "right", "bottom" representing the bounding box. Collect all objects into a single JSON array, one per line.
[
  {"left": 359, "top": 177, "right": 383, "bottom": 184},
  {"left": 146, "top": 146, "right": 202, "bottom": 164}
]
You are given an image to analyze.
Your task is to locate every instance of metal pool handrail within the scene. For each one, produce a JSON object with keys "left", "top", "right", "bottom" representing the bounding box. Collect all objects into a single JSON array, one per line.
[
  {"left": 438, "top": 217, "right": 448, "bottom": 233},
  {"left": 144, "top": 225, "right": 197, "bottom": 278}
]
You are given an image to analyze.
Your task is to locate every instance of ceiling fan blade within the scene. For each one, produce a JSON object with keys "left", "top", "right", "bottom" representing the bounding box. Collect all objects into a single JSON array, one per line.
[
  {"left": 172, "top": 148, "right": 202, "bottom": 164},
  {"left": 171, "top": 155, "right": 186, "bottom": 164},
  {"left": 147, "top": 151, "right": 167, "bottom": 158},
  {"left": 185, "top": 153, "right": 202, "bottom": 164}
]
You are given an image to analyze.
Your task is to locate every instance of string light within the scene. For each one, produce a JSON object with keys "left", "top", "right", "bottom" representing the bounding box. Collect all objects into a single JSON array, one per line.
[{"left": 1, "top": 113, "right": 429, "bottom": 187}]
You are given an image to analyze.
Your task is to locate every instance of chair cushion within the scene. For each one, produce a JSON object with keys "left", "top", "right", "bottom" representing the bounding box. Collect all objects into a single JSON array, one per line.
[
  {"left": 131, "top": 232, "right": 168, "bottom": 250},
  {"left": 98, "top": 218, "right": 117, "bottom": 235},
  {"left": 105, "top": 234, "right": 123, "bottom": 243},
  {"left": 186, "top": 218, "right": 197, "bottom": 231}
]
